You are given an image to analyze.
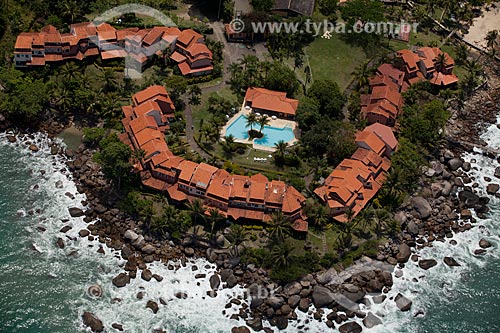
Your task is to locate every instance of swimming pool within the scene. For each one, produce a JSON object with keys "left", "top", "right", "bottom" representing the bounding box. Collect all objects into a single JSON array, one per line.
[{"left": 225, "top": 114, "right": 295, "bottom": 148}]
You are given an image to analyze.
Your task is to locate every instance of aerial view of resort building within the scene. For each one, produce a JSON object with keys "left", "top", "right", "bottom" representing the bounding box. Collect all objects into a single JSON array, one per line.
[{"left": 0, "top": 1, "right": 499, "bottom": 333}]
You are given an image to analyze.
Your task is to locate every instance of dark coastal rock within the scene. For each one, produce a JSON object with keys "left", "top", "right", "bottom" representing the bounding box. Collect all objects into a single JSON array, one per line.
[
  {"left": 56, "top": 237, "right": 65, "bottom": 249},
  {"left": 68, "top": 207, "right": 84, "bottom": 217},
  {"left": 7, "top": 135, "right": 16, "bottom": 143},
  {"left": 60, "top": 225, "right": 72, "bottom": 233},
  {"left": 146, "top": 300, "right": 159, "bottom": 314},
  {"left": 29, "top": 144, "right": 39, "bottom": 152},
  {"left": 339, "top": 321, "right": 363, "bottom": 333},
  {"left": 458, "top": 191, "right": 480, "bottom": 208},
  {"left": 395, "top": 293, "right": 412, "bottom": 311},
  {"left": 232, "top": 327, "right": 250, "bottom": 333},
  {"left": 175, "top": 292, "right": 188, "bottom": 299},
  {"left": 82, "top": 312, "right": 104, "bottom": 332},
  {"left": 112, "top": 273, "right": 130, "bottom": 288},
  {"left": 396, "top": 243, "right": 411, "bottom": 263},
  {"left": 246, "top": 317, "right": 263, "bottom": 331},
  {"left": 479, "top": 239, "right": 492, "bottom": 249},
  {"left": 111, "top": 323, "right": 124, "bottom": 331},
  {"left": 288, "top": 295, "right": 301, "bottom": 308},
  {"left": 79, "top": 229, "right": 90, "bottom": 237},
  {"left": 153, "top": 274, "right": 163, "bottom": 282},
  {"left": 443, "top": 257, "right": 461, "bottom": 267},
  {"left": 363, "top": 312, "right": 382, "bottom": 328},
  {"left": 448, "top": 158, "right": 463, "bottom": 171},
  {"left": 316, "top": 268, "right": 338, "bottom": 285},
  {"left": 298, "top": 298, "right": 310, "bottom": 312},
  {"left": 486, "top": 184, "right": 499, "bottom": 195},
  {"left": 419, "top": 259, "right": 437, "bottom": 270},
  {"left": 141, "top": 244, "right": 156, "bottom": 255},
  {"left": 124, "top": 230, "right": 139, "bottom": 242},
  {"left": 495, "top": 166, "right": 500, "bottom": 179},
  {"left": 474, "top": 249, "right": 487, "bottom": 255},
  {"left": 55, "top": 180, "right": 64, "bottom": 189},
  {"left": 312, "top": 285, "right": 335, "bottom": 308},
  {"left": 184, "top": 247, "right": 195, "bottom": 257},
  {"left": 210, "top": 274, "right": 221, "bottom": 290},
  {"left": 141, "top": 269, "right": 153, "bottom": 282},
  {"left": 411, "top": 197, "right": 432, "bottom": 219}
]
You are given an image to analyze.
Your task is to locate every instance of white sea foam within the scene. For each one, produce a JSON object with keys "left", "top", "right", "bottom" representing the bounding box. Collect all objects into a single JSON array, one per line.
[
  {"left": 1, "top": 133, "right": 332, "bottom": 333},
  {"left": 360, "top": 117, "right": 500, "bottom": 332}
]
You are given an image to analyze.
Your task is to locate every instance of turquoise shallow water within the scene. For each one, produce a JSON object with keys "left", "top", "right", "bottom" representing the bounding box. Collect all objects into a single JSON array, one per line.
[{"left": 0, "top": 125, "right": 499, "bottom": 333}]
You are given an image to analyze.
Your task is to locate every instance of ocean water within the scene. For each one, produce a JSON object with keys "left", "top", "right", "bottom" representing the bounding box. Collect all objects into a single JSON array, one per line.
[
  {"left": 0, "top": 133, "right": 325, "bottom": 333},
  {"left": 1, "top": 118, "right": 499, "bottom": 332}
]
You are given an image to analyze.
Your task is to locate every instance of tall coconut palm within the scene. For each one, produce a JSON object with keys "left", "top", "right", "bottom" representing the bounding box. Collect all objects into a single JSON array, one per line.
[
  {"left": 268, "top": 211, "right": 291, "bottom": 243},
  {"left": 270, "top": 242, "right": 295, "bottom": 268},
  {"left": 274, "top": 140, "right": 288, "bottom": 156},
  {"left": 454, "top": 44, "right": 469, "bottom": 65},
  {"left": 222, "top": 134, "right": 236, "bottom": 155},
  {"left": 100, "top": 67, "right": 119, "bottom": 93},
  {"left": 485, "top": 30, "right": 499, "bottom": 57},
  {"left": 434, "top": 52, "right": 448, "bottom": 73},
  {"left": 244, "top": 112, "right": 258, "bottom": 132},
  {"left": 352, "top": 63, "right": 372, "bottom": 91},
  {"left": 257, "top": 115, "right": 270, "bottom": 134},
  {"left": 226, "top": 224, "right": 250, "bottom": 257},
  {"left": 187, "top": 199, "right": 205, "bottom": 225},
  {"left": 206, "top": 208, "right": 224, "bottom": 239}
]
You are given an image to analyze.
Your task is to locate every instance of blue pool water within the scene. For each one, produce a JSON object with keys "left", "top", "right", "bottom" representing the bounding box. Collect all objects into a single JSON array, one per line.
[{"left": 225, "top": 115, "right": 295, "bottom": 148}]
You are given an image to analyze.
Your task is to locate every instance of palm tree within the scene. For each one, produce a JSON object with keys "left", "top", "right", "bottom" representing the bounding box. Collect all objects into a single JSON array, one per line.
[
  {"left": 352, "top": 63, "right": 371, "bottom": 91},
  {"left": 187, "top": 199, "right": 205, "bottom": 226},
  {"left": 132, "top": 149, "right": 146, "bottom": 164},
  {"left": 226, "top": 224, "right": 250, "bottom": 257},
  {"left": 257, "top": 115, "right": 270, "bottom": 134},
  {"left": 270, "top": 242, "right": 295, "bottom": 268},
  {"left": 311, "top": 204, "right": 329, "bottom": 230},
  {"left": 485, "top": 30, "right": 498, "bottom": 57},
  {"left": 244, "top": 112, "right": 258, "bottom": 132},
  {"left": 222, "top": 134, "right": 236, "bottom": 155},
  {"left": 268, "top": 211, "right": 291, "bottom": 243},
  {"left": 274, "top": 140, "right": 288, "bottom": 156},
  {"left": 100, "top": 67, "right": 119, "bottom": 93},
  {"left": 434, "top": 53, "right": 448, "bottom": 73},
  {"left": 206, "top": 208, "right": 224, "bottom": 240},
  {"left": 59, "top": 62, "right": 82, "bottom": 81},
  {"left": 454, "top": 44, "right": 469, "bottom": 65},
  {"left": 188, "top": 84, "right": 202, "bottom": 106}
]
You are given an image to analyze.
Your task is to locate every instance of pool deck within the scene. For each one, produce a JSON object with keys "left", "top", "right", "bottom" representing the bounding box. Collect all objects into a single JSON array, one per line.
[{"left": 220, "top": 106, "right": 299, "bottom": 152}]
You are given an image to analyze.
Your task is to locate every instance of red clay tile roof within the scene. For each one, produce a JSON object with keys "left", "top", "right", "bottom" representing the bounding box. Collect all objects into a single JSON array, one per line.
[
  {"left": 377, "top": 63, "right": 405, "bottom": 86},
  {"left": 15, "top": 33, "right": 35, "bottom": 49},
  {"left": 397, "top": 49, "right": 420, "bottom": 72},
  {"left": 133, "top": 85, "right": 169, "bottom": 105},
  {"left": 177, "top": 29, "right": 203, "bottom": 47},
  {"left": 365, "top": 123, "right": 398, "bottom": 151},
  {"left": 291, "top": 219, "right": 308, "bottom": 232},
  {"left": 370, "top": 86, "right": 402, "bottom": 108},
  {"left": 245, "top": 87, "right": 299, "bottom": 116},
  {"left": 429, "top": 72, "right": 459, "bottom": 86},
  {"left": 356, "top": 130, "right": 386, "bottom": 156}
]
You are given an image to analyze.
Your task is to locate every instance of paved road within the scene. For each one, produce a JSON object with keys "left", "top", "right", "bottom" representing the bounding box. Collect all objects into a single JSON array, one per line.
[{"left": 183, "top": 22, "right": 271, "bottom": 160}]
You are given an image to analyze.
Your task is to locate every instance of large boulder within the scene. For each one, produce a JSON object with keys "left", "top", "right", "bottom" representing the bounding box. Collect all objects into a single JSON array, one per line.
[
  {"left": 316, "top": 268, "right": 338, "bottom": 285},
  {"left": 146, "top": 300, "right": 159, "bottom": 314},
  {"left": 448, "top": 158, "right": 463, "bottom": 171},
  {"left": 112, "top": 273, "right": 130, "bottom": 288},
  {"left": 479, "top": 239, "right": 492, "bottom": 249},
  {"left": 339, "top": 322, "right": 363, "bottom": 333},
  {"left": 395, "top": 293, "right": 412, "bottom": 311},
  {"left": 209, "top": 274, "right": 221, "bottom": 290},
  {"left": 68, "top": 207, "right": 84, "bottom": 218},
  {"left": 283, "top": 281, "right": 302, "bottom": 296},
  {"left": 486, "top": 184, "right": 499, "bottom": 195},
  {"left": 141, "top": 244, "right": 156, "bottom": 255},
  {"left": 124, "top": 230, "right": 139, "bottom": 242},
  {"left": 411, "top": 197, "right": 432, "bottom": 219},
  {"left": 312, "top": 285, "right": 335, "bottom": 308},
  {"left": 443, "top": 257, "right": 461, "bottom": 267},
  {"left": 396, "top": 243, "right": 411, "bottom": 263},
  {"left": 458, "top": 190, "right": 479, "bottom": 208},
  {"left": 363, "top": 312, "right": 382, "bottom": 328},
  {"left": 495, "top": 166, "right": 500, "bottom": 179},
  {"left": 141, "top": 269, "right": 153, "bottom": 282},
  {"left": 82, "top": 312, "right": 104, "bottom": 332},
  {"left": 419, "top": 259, "right": 437, "bottom": 270},
  {"left": 231, "top": 327, "right": 250, "bottom": 333}
]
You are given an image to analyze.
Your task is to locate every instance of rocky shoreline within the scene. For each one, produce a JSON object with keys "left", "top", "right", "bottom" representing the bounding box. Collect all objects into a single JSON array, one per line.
[{"left": 1, "top": 59, "right": 499, "bottom": 333}]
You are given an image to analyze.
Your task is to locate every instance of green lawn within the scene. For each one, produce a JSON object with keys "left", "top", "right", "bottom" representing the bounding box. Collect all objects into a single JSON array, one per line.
[{"left": 306, "top": 35, "right": 369, "bottom": 91}]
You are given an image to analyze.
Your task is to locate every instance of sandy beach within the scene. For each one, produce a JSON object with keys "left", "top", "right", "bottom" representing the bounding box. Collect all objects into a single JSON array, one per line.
[{"left": 464, "top": 2, "right": 500, "bottom": 49}]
